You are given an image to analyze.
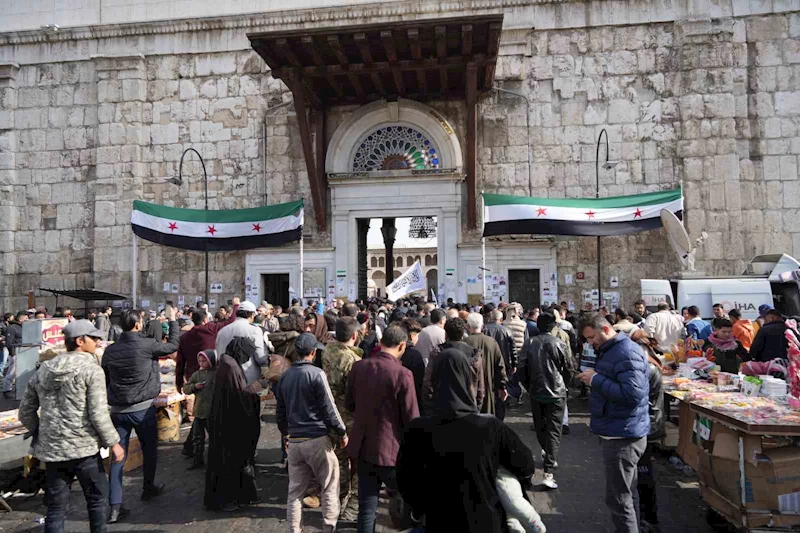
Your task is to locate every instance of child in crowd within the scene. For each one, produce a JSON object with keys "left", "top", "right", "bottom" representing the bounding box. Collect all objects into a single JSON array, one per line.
[
  {"left": 182, "top": 349, "right": 218, "bottom": 470},
  {"left": 496, "top": 467, "right": 547, "bottom": 533}
]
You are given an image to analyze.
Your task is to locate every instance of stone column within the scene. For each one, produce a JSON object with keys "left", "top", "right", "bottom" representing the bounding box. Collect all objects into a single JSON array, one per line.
[
  {"left": 441, "top": 208, "right": 459, "bottom": 302},
  {"left": 675, "top": 20, "right": 744, "bottom": 274},
  {"left": 381, "top": 218, "right": 397, "bottom": 285},
  {"left": 93, "top": 55, "right": 149, "bottom": 298},
  {"left": 0, "top": 63, "right": 19, "bottom": 310},
  {"left": 356, "top": 218, "right": 369, "bottom": 301}
]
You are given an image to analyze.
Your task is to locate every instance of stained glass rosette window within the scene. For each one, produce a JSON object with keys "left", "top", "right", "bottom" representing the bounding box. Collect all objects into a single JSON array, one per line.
[{"left": 352, "top": 125, "right": 440, "bottom": 172}]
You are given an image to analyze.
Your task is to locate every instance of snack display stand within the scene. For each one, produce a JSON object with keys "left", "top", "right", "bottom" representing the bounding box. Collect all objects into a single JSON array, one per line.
[
  {"left": 0, "top": 410, "right": 29, "bottom": 471},
  {"left": 664, "top": 377, "right": 800, "bottom": 531}
]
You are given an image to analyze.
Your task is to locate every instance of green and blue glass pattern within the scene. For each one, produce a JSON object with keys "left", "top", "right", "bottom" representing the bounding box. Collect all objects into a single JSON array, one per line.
[{"left": 352, "top": 125, "right": 440, "bottom": 172}]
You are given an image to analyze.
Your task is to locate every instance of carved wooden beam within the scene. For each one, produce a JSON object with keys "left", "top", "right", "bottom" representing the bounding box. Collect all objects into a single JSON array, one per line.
[
  {"left": 328, "top": 35, "right": 365, "bottom": 100},
  {"left": 274, "top": 55, "right": 489, "bottom": 77},
  {"left": 435, "top": 25, "right": 448, "bottom": 97},
  {"left": 354, "top": 32, "right": 385, "bottom": 96},
  {"left": 380, "top": 30, "right": 405, "bottom": 95},
  {"left": 315, "top": 109, "right": 328, "bottom": 230},
  {"left": 301, "top": 36, "right": 343, "bottom": 99},
  {"left": 465, "top": 62, "right": 478, "bottom": 228},
  {"left": 461, "top": 24, "right": 473, "bottom": 56},
  {"left": 484, "top": 21, "right": 502, "bottom": 90},
  {"left": 407, "top": 28, "right": 426, "bottom": 95},
  {"left": 263, "top": 41, "right": 322, "bottom": 107},
  {"left": 287, "top": 72, "right": 326, "bottom": 230}
]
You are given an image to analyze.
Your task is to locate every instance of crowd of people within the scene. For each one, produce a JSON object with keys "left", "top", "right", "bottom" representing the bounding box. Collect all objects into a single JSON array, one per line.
[{"left": 10, "top": 294, "right": 795, "bottom": 533}]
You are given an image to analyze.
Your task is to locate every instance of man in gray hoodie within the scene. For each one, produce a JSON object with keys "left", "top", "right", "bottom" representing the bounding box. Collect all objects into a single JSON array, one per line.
[{"left": 19, "top": 320, "right": 125, "bottom": 532}]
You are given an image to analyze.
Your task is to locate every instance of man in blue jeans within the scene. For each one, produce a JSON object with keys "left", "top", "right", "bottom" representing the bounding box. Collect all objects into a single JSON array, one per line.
[
  {"left": 19, "top": 320, "right": 125, "bottom": 533},
  {"left": 578, "top": 313, "right": 650, "bottom": 533},
  {"left": 102, "top": 306, "right": 179, "bottom": 523},
  {"left": 345, "top": 325, "right": 419, "bottom": 533}
]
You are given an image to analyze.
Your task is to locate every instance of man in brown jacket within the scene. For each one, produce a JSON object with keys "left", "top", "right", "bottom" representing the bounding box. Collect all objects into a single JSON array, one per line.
[
  {"left": 345, "top": 325, "right": 419, "bottom": 532},
  {"left": 464, "top": 312, "right": 509, "bottom": 417}
]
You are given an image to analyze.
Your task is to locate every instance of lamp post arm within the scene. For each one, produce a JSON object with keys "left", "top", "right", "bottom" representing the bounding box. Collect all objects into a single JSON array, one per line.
[
  {"left": 179, "top": 147, "right": 208, "bottom": 210},
  {"left": 177, "top": 147, "right": 210, "bottom": 303}
]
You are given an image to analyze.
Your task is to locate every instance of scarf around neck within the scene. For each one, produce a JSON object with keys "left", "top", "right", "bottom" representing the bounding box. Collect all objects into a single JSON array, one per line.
[{"left": 708, "top": 332, "right": 738, "bottom": 351}]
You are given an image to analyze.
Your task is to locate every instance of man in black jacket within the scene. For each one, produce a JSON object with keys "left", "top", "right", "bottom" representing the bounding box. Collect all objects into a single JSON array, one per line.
[
  {"left": 749, "top": 309, "right": 788, "bottom": 362},
  {"left": 484, "top": 309, "right": 518, "bottom": 419},
  {"left": 484, "top": 310, "right": 518, "bottom": 373},
  {"left": 3, "top": 311, "right": 27, "bottom": 399},
  {"left": 102, "top": 305, "right": 179, "bottom": 523},
  {"left": 517, "top": 311, "right": 571, "bottom": 490},
  {"left": 276, "top": 333, "right": 347, "bottom": 533}
]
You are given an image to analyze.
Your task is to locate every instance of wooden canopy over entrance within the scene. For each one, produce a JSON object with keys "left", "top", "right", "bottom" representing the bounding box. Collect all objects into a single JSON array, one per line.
[{"left": 248, "top": 14, "right": 503, "bottom": 230}]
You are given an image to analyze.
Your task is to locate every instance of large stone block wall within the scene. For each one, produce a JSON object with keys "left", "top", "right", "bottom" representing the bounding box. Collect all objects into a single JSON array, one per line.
[
  {"left": 0, "top": 1, "right": 798, "bottom": 312},
  {"left": 477, "top": 14, "right": 800, "bottom": 309},
  {"left": 0, "top": 50, "right": 321, "bottom": 311}
]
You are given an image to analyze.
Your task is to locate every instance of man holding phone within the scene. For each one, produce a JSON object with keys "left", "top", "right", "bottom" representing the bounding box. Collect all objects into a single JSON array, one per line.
[
  {"left": 19, "top": 320, "right": 125, "bottom": 533},
  {"left": 102, "top": 304, "right": 180, "bottom": 523},
  {"left": 577, "top": 314, "right": 649, "bottom": 533}
]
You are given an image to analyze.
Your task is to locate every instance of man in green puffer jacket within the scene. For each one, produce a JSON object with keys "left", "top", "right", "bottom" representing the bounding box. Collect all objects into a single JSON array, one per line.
[{"left": 19, "top": 320, "right": 125, "bottom": 532}]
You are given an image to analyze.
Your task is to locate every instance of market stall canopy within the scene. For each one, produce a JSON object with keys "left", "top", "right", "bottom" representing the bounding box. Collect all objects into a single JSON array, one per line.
[
  {"left": 248, "top": 15, "right": 503, "bottom": 107},
  {"left": 38, "top": 288, "right": 129, "bottom": 302}
]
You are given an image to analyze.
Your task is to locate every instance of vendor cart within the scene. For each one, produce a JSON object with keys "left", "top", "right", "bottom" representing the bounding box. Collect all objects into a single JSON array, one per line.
[{"left": 678, "top": 393, "right": 800, "bottom": 531}]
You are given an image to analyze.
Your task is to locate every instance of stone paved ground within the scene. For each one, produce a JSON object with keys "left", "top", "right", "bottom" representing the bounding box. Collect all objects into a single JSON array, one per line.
[{"left": 0, "top": 397, "right": 720, "bottom": 533}]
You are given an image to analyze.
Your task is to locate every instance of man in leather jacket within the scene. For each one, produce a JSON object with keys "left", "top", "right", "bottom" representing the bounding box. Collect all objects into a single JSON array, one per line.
[
  {"left": 517, "top": 311, "right": 571, "bottom": 490},
  {"left": 484, "top": 310, "right": 518, "bottom": 372},
  {"left": 484, "top": 310, "right": 519, "bottom": 420}
]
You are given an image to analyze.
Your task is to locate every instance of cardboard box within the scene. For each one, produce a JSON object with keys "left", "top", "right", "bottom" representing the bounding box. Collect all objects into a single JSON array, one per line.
[
  {"left": 698, "top": 422, "right": 800, "bottom": 513},
  {"left": 701, "top": 482, "right": 800, "bottom": 529},
  {"left": 676, "top": 401, "right": 698, "bottom": 470},
  {"left": 661, "top": 421, "right": 679, "bottom": 449},
  {"left": 700, "top": 419, "right": 762, "bottom": 465}
]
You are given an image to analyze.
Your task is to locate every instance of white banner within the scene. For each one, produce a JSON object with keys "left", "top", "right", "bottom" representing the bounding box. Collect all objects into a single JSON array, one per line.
[{"left": 387, "top": 261, "right": 426, "bottom": 302}]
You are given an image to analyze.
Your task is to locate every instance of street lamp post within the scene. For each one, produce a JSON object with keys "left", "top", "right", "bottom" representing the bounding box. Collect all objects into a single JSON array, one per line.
[
  {"left": 595, "top": 129, "right": 618, "bottom": 312},
  {"left": 168, "top": 148, "right": 210, "bottom": 304}
]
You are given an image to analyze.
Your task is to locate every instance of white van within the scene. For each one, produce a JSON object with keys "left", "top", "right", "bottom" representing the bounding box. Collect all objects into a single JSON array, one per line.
[{"left": 641, "top": 254, "right": 800, "bottom": 320}]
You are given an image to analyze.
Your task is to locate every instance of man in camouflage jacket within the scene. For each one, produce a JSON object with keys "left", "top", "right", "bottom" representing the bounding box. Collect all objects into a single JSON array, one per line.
[
  {"left": 321, "top": 316, "right": 363, "bottom": 520},
  {"left": 19, "top": 320, "right": 125, "bottom": 532}
]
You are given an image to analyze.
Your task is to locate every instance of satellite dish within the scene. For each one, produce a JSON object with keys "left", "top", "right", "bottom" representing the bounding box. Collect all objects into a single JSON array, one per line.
[{"left": 661, "top": 209, "right": 707, "bottom": 272}]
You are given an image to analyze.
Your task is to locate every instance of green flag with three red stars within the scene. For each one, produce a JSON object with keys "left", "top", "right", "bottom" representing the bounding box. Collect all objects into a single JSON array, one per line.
[
  {"left": 482, "top": 188, "right": 683, "bottom": 237},
  {"left": 131, "top": 199, "right": 303, "bottom": 251}
]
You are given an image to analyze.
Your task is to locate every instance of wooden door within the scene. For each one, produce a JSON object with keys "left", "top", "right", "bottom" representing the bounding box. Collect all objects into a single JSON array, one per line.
[
  {"left": 262, "top": 273, "right": 290, "bottom": 309},
  {"left": 508, "top": 269, "right": 540, "bottom": 311}
]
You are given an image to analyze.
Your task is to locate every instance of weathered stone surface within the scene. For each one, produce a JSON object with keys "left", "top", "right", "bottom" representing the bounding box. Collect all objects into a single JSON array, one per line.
[
  {"left": 775, "top": 91, "right": 800, "bottom": 115},
  {"left": 608, "top": 99, "right": 638, "bottom": 123},
  {"left": 0, "top": 8, "right": 796, "bottom": 313}
]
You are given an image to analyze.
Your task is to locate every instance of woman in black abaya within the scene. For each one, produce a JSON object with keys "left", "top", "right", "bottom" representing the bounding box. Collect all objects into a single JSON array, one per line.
[
  {"left": 204, "top": 337, "right": 264, "bottom": 511},
  {"left": 397, "top": 348, "right": 536, "bottom": 532}
]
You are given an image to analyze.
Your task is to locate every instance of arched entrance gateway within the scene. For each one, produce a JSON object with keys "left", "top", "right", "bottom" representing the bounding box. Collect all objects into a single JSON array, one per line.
[
  {"left": 327, "top": 99, "right": 463, "bottom": 301},
  {"left": 245, "top": 16, "right": 556, "bottom": 305}
]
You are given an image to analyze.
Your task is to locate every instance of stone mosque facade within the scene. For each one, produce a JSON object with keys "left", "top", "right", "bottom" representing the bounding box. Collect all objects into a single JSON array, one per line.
[{"left": 0, "top": 0, "right": 799, "bottom": 312}]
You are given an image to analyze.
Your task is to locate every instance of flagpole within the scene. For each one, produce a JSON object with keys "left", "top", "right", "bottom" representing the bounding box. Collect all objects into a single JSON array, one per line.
[
  {"left": 132, "top": 232, "right": 137, "bottom": 308},
  {"left": 481, "top": 190, "right": 486, "bottom": 304},
  {"left": 299, "top": 232, "right": 304, "bottom": 307}
]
